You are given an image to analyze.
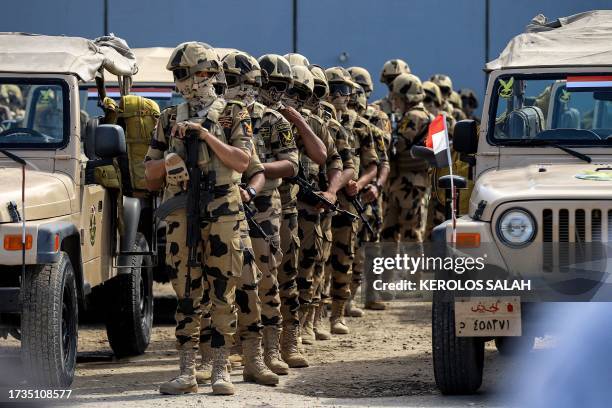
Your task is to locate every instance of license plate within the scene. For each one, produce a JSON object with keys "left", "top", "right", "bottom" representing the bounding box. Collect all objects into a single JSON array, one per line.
[{"left": 455, "top": 296, "right": 521, "bottom": 337}]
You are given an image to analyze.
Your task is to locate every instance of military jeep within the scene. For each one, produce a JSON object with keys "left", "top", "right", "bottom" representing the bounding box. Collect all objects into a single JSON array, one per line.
[
  {"left": 0, "top": 33, "right": 156, "bottom": 387},
  {"left": 431, "top": 10, "right": 612, "bottom": 394}
]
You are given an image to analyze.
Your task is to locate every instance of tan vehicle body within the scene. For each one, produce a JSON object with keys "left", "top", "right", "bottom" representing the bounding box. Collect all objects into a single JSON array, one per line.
[
  {"left": 0, "top": 73, "right": 114, "bottom": 290},
  {"left": 445, "top": 67, "right": 612, "bottom": 275}
]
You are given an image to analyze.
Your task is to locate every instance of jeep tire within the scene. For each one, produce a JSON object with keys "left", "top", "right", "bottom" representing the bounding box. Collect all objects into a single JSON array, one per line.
[
  {"left": 105, "top": 232, "right": 153, "bottom": 357},
  {"left": 432, "top": 291, "right": 484, "bottom": 395},
  {"left": 21, "top": 252, "right": 78, "bottom": 387}
]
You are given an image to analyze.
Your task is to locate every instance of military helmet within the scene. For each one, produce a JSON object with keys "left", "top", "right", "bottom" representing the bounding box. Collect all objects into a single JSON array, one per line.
[
  {"left": 430, "top": 74, "right": 453, "bottom": 97},
  {"left": 258, "top": 54, "right": 293, "bottom": 93},
  {"left": 325, "top": 66, "right": 356, "bottom": 97},
  {"left": 380, "top": 59, "right": 411, "bottom": 85},
  {"left": 353, "top": 85, "right": 367, "bottom": 111},
  {"left": 460, "top": 88, "right": 479, "bottom": 109},
  {"left": 283, "top": 53, "right": 310, "bottom": 67},
  {"left": 348, "top": 66, "right": 373, "bottom": 93},
  {"left": 222, "top": 51, "right": 263, "bottom": 88},
  {"left": 309, "top": 64, "right": 329, "bottom": 99},
  {"left": 391, "top": 73, "right": 424, "bottom": 104},
  {"left": 166, "top": 42, "right": 221, "bottom": 81},
  {"left": 449, "top": 91, "right": 463, "bottom": 110},
  {"left": 422, "top": 81, "right": 442, "bottom": 107},
  {"left": 287, "top": 65, "right": 314, "bottom": 102}
]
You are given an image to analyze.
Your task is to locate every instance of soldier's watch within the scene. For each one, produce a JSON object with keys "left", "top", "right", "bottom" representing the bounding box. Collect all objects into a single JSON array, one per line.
[{"left": 246, "top": 186, "right": 257, "bottom": 202}]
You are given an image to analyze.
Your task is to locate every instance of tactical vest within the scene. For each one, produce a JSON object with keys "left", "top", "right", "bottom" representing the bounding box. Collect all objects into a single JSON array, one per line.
[
  {"left": 298, "top": 108, "right": 323, "bottom": 183},
  {"left": 168, "top": 98, "right": 242, "bottom": 186}
]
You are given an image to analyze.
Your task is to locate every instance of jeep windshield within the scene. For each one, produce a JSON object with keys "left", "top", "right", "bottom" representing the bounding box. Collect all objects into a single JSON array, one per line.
[
  {"left": 489, "top": 74, "right": 612, "bottom": 146},
  {"left": 0, "top": 79, "right": 69, "bottom": 148},
  {"left": 79, "top": 86, "right": 183, "bottom": 119}
]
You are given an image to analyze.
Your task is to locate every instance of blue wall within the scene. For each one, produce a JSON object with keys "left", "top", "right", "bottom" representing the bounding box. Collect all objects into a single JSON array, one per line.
[{"left": 3, "top": 0, "right": 611, "bottom": 104}]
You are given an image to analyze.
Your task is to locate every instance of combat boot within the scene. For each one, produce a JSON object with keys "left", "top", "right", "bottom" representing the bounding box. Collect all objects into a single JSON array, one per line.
[
  {"left": 300, "top": 305, "right": 316, "bottom": 345},
  {"left": 196, "top": 343, "right": 213, "bottom": 384},
  {"left": 280, "top": 324, "right": 309, "bottom": 368},
  {"left": 211, "top": 346, "right": 234, "bottom": 395},
  {"left": 159, "top": 349, "right": 198, "bottom": 395},
  {"left": 365, "top": 300, "right": 387, "bottom": 310},
  {"left": 330, "top": 300, "right": 350, "bottom": 335},
  {"left": 346, "top": 283, "right": 365, "bottom": 317},
  {"left": 242, "top": 337, "right": 279, "bottom": 385},
  {"left": 262, "top": 326, "right": 290, "bottom": 375},
  {"left": 313, "top": 304, "right": 331, "bottom": 340}
]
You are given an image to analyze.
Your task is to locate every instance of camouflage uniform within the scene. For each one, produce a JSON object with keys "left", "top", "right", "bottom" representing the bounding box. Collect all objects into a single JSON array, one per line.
[
  {"left": 296, "top": 109, "right": 342, "bottom": 308},
  {"left": 330, "top": 108, "right": 377, "bottom": 301},
  {"left": 380, "top": 74, "right": 432, "bottom": 243},
  {"left": 146, "top": 97, "right": 253, "bottom": 352},
  {"left": 312, "top": 102, "right": 354, "bottom": 308},
  {"left": 248, "top": 102, "right": 298, "bottom": 330}
]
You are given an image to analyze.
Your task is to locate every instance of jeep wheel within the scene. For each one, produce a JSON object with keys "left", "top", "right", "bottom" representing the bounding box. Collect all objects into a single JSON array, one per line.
[
  {"left": 105, "top": 232, "right": 153, "bottom": 357},
  {"left": 495, "top": 335, "right": 535, "bottom": 356},
  {"left": 21, "top": 252, "right": 78, "bottom": 387},
  {"left": 432, "top": 291, "right": 484, "bottom": 395}
]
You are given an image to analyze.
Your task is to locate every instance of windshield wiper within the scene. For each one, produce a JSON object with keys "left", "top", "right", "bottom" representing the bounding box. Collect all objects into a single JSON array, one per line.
[{"left": 502, "top": 139, "right": 592, "bottom": 163}]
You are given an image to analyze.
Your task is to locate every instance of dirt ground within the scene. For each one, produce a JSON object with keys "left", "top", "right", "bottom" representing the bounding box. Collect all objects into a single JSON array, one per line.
[{"left": 0, "top": 284, "right": 553, "bottom": 407}]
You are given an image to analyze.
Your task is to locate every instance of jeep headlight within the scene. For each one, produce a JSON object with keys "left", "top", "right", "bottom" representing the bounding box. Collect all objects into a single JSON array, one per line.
[{"left": 496, "top": 208, "right": 536, "bottom": 247}]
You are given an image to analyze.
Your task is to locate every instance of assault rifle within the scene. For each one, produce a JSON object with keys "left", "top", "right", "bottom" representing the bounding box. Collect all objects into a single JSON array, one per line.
[{"left": 292, "top": 166, "right": 357, "bottom": 220}]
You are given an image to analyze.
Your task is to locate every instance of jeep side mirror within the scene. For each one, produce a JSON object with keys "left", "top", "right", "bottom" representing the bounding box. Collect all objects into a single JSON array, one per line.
[
  {"left": 410, "top": 145, "right": 439, "bottom": 167},
  {"left": 453, "top": 120, "right": 478, "bottom": 154},
  {"left": 95, "top": 124, "right": 126, "bottom": 159}
]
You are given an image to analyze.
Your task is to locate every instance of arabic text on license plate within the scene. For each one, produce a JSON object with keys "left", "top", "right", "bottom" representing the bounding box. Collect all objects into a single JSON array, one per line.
[{"left": 455, "top": 296, "right": 521, "bottom": 337}]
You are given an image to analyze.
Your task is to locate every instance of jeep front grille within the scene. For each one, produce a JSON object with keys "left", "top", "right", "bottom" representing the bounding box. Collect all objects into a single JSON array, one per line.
[{"left": 542, "top": 208, "right": 612, "bottom": 243}]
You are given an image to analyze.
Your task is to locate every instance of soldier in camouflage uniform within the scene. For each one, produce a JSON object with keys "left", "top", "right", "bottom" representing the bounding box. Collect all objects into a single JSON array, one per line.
[
  {"left": 282, "top": 65, "right": 343, "bottom": 345},
  {"left": 449, "top": 91, "right": 467, "bottom": 122},
  {"left": 308, "top": 65, "right": 355, "bottom": 340},
  {"left": 257, "top": 54, "right": 326, "bottom": 369},
  {"left": 430, "top": 74, "right": 455, "bottom": 118},
  {"left": 145, "top": 42, "right": 254, "bottom": 396},
  {"left": 196, "top": 51, "right": 279, "bottom": 386},
  {"left": 381, "top": 73, "right": 433, "bottom": 246},
  {"left": 325, "top": 67, "right": 378, "bottom": 335},
  {"left": 372, "top": 59, "right": 411, "bottom": 118},
  {"left": 422, "top": 80, "right": 456, "bottom": 241},
  {"left": 460, "top": 88, "right": 480, "bottom": 124},
  {"left": 347, "top": 67, "right": 391, "bottom": 316}
]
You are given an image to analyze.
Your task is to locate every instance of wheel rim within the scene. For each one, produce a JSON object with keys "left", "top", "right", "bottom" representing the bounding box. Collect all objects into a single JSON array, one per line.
[{"left": 61, "top": 284, "right": 76, "bottom": 366}]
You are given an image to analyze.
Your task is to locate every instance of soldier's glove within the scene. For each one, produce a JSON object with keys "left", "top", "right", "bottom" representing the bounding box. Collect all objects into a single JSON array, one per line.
[{"left": 164, "top": 153, "right": 190, "bottom": 190}]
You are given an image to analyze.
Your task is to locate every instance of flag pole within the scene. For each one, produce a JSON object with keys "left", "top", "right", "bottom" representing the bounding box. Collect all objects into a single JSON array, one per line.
[{"left": 442, "top": 113, "right": 456, "bottom": 244}]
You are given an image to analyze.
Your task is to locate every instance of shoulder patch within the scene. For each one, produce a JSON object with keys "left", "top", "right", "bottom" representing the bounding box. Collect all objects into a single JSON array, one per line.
[{"left": 236, "top": 108, "right": 250, "bottom": 122}]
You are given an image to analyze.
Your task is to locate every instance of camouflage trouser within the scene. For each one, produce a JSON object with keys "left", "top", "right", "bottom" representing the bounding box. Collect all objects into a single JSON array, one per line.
[
  {"left": 251, "top": 192, "right": 283, "bottom": 328},
  {"left": 380, "top": 172, "right": 430, "bottom": 243},
  {"left": 200, "top": 219, "right": 262, "bottom": 344},
  {"left": 312, "top": 211, "right": 333, "bottom": 305},
  {"left": 278, "top": 207, "right": 300, "bottom": 326},
  {"left": 165, "top": 209, "right": 242, "bottom": 350},
  {"left": 296, "top": 203, "right": 323, "bottom": 307},
  {"left": 352, "top": 203, "right": 378, "bottom": 288},
  {"left": 327, "top": 196, "right": 358, "bottom": 301}
]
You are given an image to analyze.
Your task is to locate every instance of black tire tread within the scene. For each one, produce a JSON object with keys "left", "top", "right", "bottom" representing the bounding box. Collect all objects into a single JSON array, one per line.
[
  {"left": 432, "top": 292, "right": 484, "bottom": 395},
  {"left": 105, "top": 233, "right": 152, "bottom": 357},
  {"left": 21, "top": 252, "right": 77, "bottom": 388}
]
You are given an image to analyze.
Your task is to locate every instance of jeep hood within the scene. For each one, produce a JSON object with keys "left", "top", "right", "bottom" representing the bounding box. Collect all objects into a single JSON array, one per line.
[
  {"left": 469, "top": 164, "right": 612, "bottom": 221},
  {"left": 0, "top": 168, "right": 72, "bottom": 222}
]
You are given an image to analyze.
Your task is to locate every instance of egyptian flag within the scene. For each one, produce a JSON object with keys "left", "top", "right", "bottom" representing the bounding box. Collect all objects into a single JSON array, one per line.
[{"left": 425, "top": 114, "right": 450, "bottom": 168}]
